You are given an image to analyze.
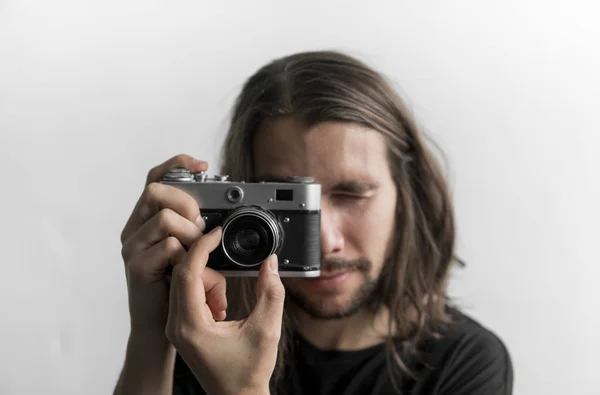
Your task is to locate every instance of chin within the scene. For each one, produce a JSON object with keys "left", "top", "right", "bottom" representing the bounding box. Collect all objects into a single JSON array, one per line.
[
  {"left": 291, "top": 293, "right": 365, "bottom": 320},
  {"left": 284, "top": 274, "right": 379, "bottom": 320}
]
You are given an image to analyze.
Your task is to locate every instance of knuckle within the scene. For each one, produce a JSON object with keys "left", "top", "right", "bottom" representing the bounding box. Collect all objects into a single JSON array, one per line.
[
  {"left": 260, "top": 324, "right": 281, "bottom": 343},
  {"left": 146, "top": 167, "right": 159, "bottom": 183},
  {"left": 168, "top": 322, "right": 194, "bottom": 347},
  {"left": 247, "top": 322, "right": 281, "bottom": 345},
  {"left": 120, "top": 242, "right": 131, "bottom": 262},
  {"left": 157, "top": 208, "right": 175, "bottom": 229},
  {"left": 265, "top": 283, "right": 286, "bottom": 305},
  {"left": 121, "top": 239, "right": 145, "bottom": 266},
  {"left": 165, "top": 323, "right": 181, "bottom": 345},
  {"left": 119, "top": 228, "right": 128, "bottom": 245},
  {"left": 164, "top": 236, "right": 183, "bottom": 254},
  {"left": 263, "top": 328, "right": 282, "bottom": 343},
  {"left": 184, "top": 196, "right": 200, "bottom": 221},
  {"left": 164, "top": 323, "right": 175, "bottom": 342},
  {"left": 142, "top": 182, "right": 161, "bottom": 202}
]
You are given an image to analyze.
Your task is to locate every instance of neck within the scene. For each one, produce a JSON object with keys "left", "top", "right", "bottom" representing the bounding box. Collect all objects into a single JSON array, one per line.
[{"left": 290, "top": 304, "right": 392, "bottom": 351}]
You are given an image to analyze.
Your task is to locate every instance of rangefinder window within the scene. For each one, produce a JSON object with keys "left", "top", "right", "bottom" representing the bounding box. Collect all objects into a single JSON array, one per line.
[{"left": 276, "top": 189, "right": 294, "bottom": 201}]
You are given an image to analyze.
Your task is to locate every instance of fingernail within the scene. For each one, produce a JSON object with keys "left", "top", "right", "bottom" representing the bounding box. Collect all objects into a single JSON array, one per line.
[
  {"left": 195, "top": 215, "right": 206, "bottom": 231},
  {"left": 269, "top": 254, "right": 278, "bottom": 274},
  {"left": 209, "top": 226, "right": 222, "bottom": 234}
]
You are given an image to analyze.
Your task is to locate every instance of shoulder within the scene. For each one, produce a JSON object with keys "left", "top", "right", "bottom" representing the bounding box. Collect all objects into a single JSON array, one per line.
[
  {"left": 412, "top": 307, "right": 514, "bottom": 394},
  {"left": 443, "top": 307, "right": 511, "bottom": 363}
]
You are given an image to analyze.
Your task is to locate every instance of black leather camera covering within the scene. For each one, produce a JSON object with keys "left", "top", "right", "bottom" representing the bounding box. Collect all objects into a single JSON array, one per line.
[{"left": 200, "top": 208, "right": 321, "bottom": 274}]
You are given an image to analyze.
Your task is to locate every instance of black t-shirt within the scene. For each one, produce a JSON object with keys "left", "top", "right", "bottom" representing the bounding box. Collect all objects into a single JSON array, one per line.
[{"left": 173, "top": 308, "right": 513, "bottom": 395}]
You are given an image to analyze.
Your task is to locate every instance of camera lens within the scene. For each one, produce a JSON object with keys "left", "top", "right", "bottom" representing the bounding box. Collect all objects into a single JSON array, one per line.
[
  {"left": 221, "top": 206, "right": 282, "bottom": 267},
  {"left": 234, "top": 229, "right": 261, "bottom": 252}
]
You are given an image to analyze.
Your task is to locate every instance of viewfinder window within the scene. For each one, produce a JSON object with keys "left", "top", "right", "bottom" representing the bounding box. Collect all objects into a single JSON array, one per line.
[{"left": 275, "top": 189, "right": 294, "bottom": 201}]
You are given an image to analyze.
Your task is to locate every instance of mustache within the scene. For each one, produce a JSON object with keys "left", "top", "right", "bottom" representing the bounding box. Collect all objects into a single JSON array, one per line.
[{"left": 320, "top": 257, "right": 371, "bottom": 272}]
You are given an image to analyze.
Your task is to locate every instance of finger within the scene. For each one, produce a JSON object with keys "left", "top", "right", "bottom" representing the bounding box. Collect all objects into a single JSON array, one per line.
[
  {"left": 121, "top": 182, "right": 204, "bottom": 245},
  {"left": 174, "top": 227, "right": 224, "bottom": 322},
  {"left": 244, "top": 254, "right": 285, "bottom": 344},
  {"left": 204, "top": 268, "right": 228, "bottom": 319},
  {"left": 185, "top": 226, "right": 223, "bottom": 277},
  {"left": 172, "top": 264, "right": 228, "bottom": 321},
  {"left": 214, "top": 310, "right": 227, "bottom": 321},
  {"left": 126, "top": 236, "right": 186, "bottom": 281},
  {"left": 170, "top": 265, "right": 228, "bottom": 325},
  {"left": 121, "top": 208, "right": 203, "bottom": 262},
  {"left": 146, "top": 154, "right": 208, "bottom": 185}
]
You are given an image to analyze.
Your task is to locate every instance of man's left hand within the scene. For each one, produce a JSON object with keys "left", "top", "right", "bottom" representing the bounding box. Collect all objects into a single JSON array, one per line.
[{"left": 165, "top": 226, "right": 285, "bottom": 395}]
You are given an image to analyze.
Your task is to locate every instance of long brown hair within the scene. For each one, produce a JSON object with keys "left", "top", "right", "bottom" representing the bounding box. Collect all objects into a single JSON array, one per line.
[{"left": 219, "top": 50, "right": 460, "bottom": 393}]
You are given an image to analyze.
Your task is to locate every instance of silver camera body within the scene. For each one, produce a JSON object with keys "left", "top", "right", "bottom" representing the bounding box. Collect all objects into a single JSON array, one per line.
[{"left": 161, "top": 168, "right": 321, "bottom": 277}]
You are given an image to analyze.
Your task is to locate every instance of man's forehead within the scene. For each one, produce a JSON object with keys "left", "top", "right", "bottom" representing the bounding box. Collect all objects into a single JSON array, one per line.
[{"left": 252, "top": 118, "right": 388, "bottom": 184}]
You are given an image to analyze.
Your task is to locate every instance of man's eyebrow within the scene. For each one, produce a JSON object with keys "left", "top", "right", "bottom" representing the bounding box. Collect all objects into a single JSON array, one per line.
[{"left": 330, "top": 180, "right": 379, "bottom": 194}]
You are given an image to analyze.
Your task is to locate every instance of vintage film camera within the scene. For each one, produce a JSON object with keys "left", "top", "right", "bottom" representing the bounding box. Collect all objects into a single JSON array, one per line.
[{"left": 161, "top": 168, "right": 321, "bottom": 277}]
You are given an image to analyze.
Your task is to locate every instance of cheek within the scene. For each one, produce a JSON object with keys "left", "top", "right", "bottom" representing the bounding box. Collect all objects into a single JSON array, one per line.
[{"left": 342, "top": 197, "right": 396, "bottom": 266}]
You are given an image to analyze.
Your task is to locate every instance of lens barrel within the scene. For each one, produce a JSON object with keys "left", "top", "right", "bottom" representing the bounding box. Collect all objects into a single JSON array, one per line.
[{"left": 221, "top": 206, "right": 282, "bottom": 267}]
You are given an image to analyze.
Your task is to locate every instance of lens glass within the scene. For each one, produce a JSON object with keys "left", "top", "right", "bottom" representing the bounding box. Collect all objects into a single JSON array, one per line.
[
  {"left": 222, "top": 209, "right": 280, "bottom": 267},
  {"left": 234, "top": 228, "right": 262, "bottom": 253}
]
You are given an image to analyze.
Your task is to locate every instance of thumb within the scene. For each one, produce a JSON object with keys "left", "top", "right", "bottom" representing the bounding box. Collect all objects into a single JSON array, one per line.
[{"left": 245, "top": 254, "right": 285, "bottom": 342}]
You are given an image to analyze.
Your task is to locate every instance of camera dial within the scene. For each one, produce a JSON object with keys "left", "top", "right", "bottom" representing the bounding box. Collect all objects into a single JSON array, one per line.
[
  {"left": 194, "top": 171, "right": 208, "bottom": 182},
  {"left": 163, "top": 168, "right": 193, "bottom": 182},
  {"left": 284, "top": 176, "right": 314, "bottom": 184}
]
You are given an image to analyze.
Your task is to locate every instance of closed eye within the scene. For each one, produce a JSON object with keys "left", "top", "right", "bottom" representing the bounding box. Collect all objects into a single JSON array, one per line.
[
  {"left": 329, "top": 181, "right": 379, "bottom": 195},
  {"left": 330, "top": 193, "right": 372, "bottom": 202}
]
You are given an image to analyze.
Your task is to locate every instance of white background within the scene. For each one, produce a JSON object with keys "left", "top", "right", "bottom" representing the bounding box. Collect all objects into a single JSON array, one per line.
[{"left": 1, "top": 1, "right": 598, "bottom": 394}]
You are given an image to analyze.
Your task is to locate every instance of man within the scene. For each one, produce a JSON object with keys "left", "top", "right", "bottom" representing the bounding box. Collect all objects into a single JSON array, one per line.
[{"left": 114, "top": 51, "right": 513, "bottom": 395}]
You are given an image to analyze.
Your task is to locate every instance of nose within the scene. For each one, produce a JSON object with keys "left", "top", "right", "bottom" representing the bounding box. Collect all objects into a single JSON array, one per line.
[{"left": 320, "top": 204, "right": 345, "bottom": 257}]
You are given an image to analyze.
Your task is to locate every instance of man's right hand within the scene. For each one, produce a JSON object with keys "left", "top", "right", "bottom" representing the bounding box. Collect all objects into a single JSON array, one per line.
[{"left": 120, "top": 154, "right": 216, "bottom": 337}]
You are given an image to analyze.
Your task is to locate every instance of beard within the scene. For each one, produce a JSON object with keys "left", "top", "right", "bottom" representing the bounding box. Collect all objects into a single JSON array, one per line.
[{"left": 284, "top": 257, "right": 378, "bottom": 320}]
